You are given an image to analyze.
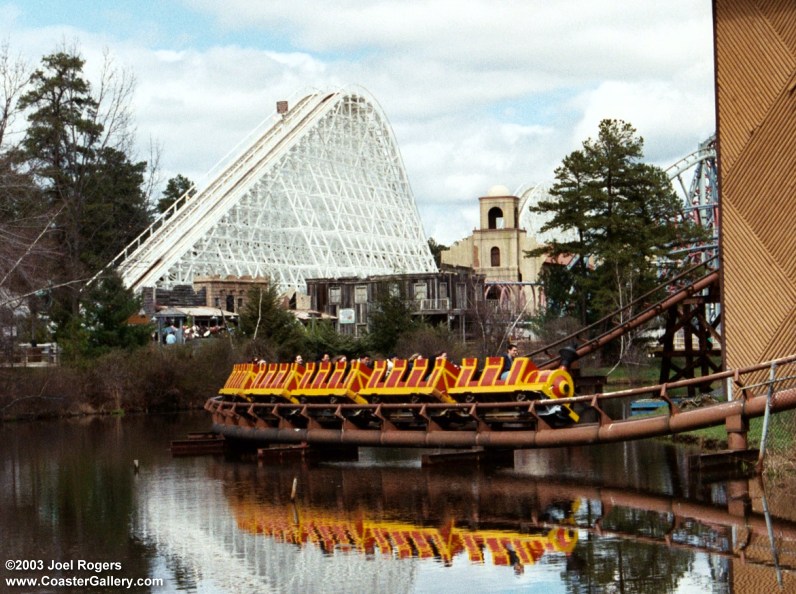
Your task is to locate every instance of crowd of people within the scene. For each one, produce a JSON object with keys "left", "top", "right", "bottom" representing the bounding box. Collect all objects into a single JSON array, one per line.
[
  {"left": 250, "top": 343, "right": 520, "bottom": 378},
  {"left": 252, "top": 351, "right": 452, "bottom": 368}
]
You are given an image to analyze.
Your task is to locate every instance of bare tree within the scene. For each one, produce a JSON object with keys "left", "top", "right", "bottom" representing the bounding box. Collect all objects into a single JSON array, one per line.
[
  {"left": 0, "top": 40, "right": 29, "bottom": 149},
  {"left": 93, "top": 47, "right": 137, "bottom": 155},
  {"left": 0, "top": 41, "right": 57, "bottom": 300},
  {"left": 94, "top": 47, "right": 162, "bottom": 209}
]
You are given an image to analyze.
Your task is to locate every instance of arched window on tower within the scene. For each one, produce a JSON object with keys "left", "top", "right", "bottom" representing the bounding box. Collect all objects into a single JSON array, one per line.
[
  {"left": 490, "top": 246, "right": 500, "bottom": 267},
  {"left": 488, "top": 207, "right": 504, "bottom": 229}
]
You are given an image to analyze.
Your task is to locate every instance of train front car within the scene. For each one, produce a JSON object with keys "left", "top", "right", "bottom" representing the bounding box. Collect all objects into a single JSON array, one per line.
[{"left": 446, "top": 356, "right": 579, "bottom": 427}]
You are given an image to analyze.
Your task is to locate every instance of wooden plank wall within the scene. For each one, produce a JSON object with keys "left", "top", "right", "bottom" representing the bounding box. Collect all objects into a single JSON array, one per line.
[{"left": 715, "top": 0, "right": 796, "bottom": 369}]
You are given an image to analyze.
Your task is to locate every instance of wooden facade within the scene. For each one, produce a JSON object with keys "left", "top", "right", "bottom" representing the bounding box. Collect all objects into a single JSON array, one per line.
[
  {"left": 715, "top": 0, "right": 796, "bottom": 369},
  {"left": 306, "top": 266, "right": 484, "bottom": 338}
]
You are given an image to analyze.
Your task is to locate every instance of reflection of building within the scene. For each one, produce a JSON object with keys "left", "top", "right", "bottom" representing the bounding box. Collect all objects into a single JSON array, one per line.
[
  {"left": 441, "top": 185, "right": 546, "bottom": 314},
  {"left": 307, "top": 266, "right": 484, "bottom": 339}
]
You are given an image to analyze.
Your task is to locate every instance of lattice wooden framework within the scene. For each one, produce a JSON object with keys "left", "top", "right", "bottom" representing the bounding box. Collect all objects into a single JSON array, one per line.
[{"left": 104, "top": 87, "right": 436, "bottom": 293}]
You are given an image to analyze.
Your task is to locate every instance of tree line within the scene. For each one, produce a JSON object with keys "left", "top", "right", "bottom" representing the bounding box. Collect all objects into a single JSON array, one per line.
[{"left": 527, "top": 119, "right": 707, "bottom": 362}]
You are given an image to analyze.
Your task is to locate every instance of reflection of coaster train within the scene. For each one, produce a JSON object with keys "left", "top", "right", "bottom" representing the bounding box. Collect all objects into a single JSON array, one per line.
[
  {"left": 218, "top": 354, "right": 579, "bottom": 428},
  {"left": 233, "top": 503, "right": 579, "bottom": 569}
]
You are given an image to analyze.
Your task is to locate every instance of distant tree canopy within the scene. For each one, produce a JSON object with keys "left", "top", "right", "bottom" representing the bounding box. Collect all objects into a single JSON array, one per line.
[
  {"left": 427, "top": 237, "right": 447, "bottom": 268},
  {"left": 158, "top": 174, "right": 195, "bottom": 214},
  {"left": 528, "top": 119, "right": 705, "bottom": 329},
  {"left": 367, "top": 289, "right": 424, "bottom": 356},
  {"left": 58, "top": 271, "right": 151, "bottom": 361},
  {"left": 238, "top": 283, "right": 307, "bottom": 361}
]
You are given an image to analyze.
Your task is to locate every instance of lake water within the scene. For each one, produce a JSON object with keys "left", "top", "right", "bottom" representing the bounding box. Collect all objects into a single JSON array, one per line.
[{"left": 2, "top": 412, "right": 795, "bottom": 593}]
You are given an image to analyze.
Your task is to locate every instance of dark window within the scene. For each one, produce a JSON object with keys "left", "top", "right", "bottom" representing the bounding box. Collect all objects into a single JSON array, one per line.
[
  {"left": 226, "top": 294, "right": 234, "bottom": 312},
  {"left": 490, "top": 246, "right": 500, "bottom": 267},
  {"left": 456, "top": 283, "right": 466, "bottom": 307}
]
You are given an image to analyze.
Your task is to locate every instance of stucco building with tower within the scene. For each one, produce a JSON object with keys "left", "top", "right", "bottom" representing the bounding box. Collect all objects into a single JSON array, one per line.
[{"left": 440, "top": 185, "right": 547, "bottom": 315}]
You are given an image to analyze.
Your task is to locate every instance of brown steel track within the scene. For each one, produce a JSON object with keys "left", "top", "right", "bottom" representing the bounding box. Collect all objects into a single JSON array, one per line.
[{"left": 529, "top": 257, "right": 720, "bottom": 369}]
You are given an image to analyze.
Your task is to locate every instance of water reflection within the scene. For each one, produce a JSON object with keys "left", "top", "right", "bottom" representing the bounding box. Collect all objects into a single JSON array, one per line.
[
  {"left": 222, "top": 462, "right": 578, "bottom": 571},
  {"left": 3, "top": 415, "right": 796, "bottom": 592},
  {"left": 133, "top": 445, "right": 796, "bottom": 592},
  {"left": 0, "top": 414, "right": 203, "bottom": 593}
]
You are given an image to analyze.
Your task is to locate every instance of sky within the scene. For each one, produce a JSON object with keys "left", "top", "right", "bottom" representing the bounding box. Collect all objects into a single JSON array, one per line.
[{"left": 1, "top": 1, "right": 716, "bottom": 245}]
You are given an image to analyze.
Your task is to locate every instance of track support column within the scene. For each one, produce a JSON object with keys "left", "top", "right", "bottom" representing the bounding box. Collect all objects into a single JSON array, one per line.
[{"left": 725, "top": 413, "right": 748, "bottom": 451}]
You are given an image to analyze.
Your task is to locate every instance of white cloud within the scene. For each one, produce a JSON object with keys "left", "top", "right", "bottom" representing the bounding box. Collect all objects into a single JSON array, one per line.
[
  {"left": 571, "top": 79, "right": 715, "bottom": 164},
  {"left": 1, "top": 1, "right": 716, "bottom": 245}
]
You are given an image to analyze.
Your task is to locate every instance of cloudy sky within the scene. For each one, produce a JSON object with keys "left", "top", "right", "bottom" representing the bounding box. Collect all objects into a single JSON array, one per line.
[{"left": 2, "top": 1, "right": 716, "bottom": 245}]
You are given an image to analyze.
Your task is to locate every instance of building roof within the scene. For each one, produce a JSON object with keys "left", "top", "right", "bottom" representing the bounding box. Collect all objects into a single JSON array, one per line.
[
  {"left": 154, "top": 306, "right": 238, "bottom": 319},
  {"left": 291, "top": 309, "right": 337, "bottom": 321}
]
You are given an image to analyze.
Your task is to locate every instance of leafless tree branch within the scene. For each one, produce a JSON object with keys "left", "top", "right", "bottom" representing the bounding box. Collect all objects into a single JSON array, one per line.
[{"left": 0, "top": 39, "right": 30, "bottom": 150}]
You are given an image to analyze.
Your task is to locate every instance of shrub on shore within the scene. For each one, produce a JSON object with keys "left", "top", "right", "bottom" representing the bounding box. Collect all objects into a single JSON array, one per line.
[{"left": 0, "top": 339, "right": 242, "bottom": 421}]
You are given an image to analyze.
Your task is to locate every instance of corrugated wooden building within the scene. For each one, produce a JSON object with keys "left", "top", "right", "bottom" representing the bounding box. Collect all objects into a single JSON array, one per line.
[
  {"left": 306, "top": 266, "right": 484, "bottom": 339},
  {"left": 715, "top": 0, "right": 796, "bottom": 369}
]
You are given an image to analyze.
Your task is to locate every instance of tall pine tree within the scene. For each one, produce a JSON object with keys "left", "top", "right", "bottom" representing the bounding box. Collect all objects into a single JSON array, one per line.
[
  {"left": 17, "top": 50, "right": 152, "bottom": 325},
  {"left": 529, "top": 119, "right": 704, "bottom": 334}
]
